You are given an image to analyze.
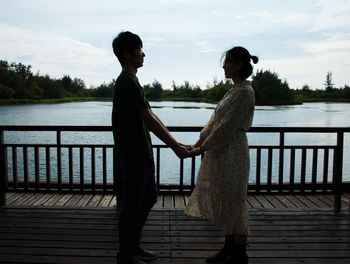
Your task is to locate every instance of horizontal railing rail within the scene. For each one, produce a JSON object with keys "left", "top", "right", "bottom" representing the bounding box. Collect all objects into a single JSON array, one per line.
[{"left": 0, "top": 125, "right": 349, "bottom": 209}]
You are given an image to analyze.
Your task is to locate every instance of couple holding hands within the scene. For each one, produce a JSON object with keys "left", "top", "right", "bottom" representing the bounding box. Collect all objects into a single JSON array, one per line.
[{"left": 112, "top": 31, "right": 258, "bottom": 264}]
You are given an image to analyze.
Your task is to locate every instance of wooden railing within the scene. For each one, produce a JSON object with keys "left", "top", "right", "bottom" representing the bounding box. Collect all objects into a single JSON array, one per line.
[{"left": 0, "top": 125, "right": 349, "bottom": 209}]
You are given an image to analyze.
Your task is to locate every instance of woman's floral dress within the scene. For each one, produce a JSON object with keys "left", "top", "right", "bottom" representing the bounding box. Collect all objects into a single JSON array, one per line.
[{"left": 185, "top": 81, "right": 255, "bottom": 236}]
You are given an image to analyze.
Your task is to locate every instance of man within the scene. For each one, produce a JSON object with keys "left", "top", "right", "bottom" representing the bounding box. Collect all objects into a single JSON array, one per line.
[{"left": 112, "top": 31, "right": 189, "bottom": 264}]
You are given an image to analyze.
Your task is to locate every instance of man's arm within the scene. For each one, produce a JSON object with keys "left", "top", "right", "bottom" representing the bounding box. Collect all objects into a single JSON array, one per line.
[
  {"left": 149, "top": 109, "right": 192, "bottom": 149},
  {"left": 142, "top": 108, "right": 189, "bottom": 159}
]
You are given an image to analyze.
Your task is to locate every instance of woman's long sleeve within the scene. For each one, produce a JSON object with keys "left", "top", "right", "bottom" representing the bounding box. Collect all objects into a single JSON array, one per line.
[{"left": 199, "top": 112, "right": 215, "bottom": 140}]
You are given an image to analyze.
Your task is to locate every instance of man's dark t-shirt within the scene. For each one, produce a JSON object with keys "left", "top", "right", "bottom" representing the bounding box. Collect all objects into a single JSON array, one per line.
[{"left": 112, "top": 72, "right": 153, "bottom": 161}]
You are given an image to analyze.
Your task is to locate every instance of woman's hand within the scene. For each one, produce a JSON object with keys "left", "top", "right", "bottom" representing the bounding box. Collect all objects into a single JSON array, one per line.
[
  {"left": 189, "top": 146, "right": 204, "bottom": 156},
  {"left": 179, "top": 143, "right": 193, "bottom": 151}
]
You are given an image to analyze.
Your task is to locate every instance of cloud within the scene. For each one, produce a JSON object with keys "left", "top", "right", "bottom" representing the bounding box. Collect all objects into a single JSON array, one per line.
[
  {"left": 310, "top": 0, "right": 350, "bottom": 31},
  {"left": 211, "top": 11, "right": 227, "bottom": 17},
  {"left": 258, "top": 48, "right": 350, "bottom": 89},
  {"left": 157, "top": 0, "right": 191, "bottom": 4},
  {"left": 1, "top": 0, "right": 349, "bottom": 91},
  {"left": 240, "top": 10, "right": 311, "bottom": 29},
  {"left": 193, "top": 41, "right": 218, "bottom": 53},
  {"left": 0, "top": 23, "right": 116, "bottom": 86},
  {"left": 301, "top": 33, "right": 350, "bottom": 54},
  {"left": 267, "top": 32, "right": 350, "bottom": 88}
]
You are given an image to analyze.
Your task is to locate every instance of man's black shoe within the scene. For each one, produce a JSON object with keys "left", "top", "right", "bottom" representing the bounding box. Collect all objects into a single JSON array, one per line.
[
  {"left": 135, "top": 247, "right": 158, "bottom": 262},
  {"left": 117, "top": 253, "right": 146, "bottom": 264}
]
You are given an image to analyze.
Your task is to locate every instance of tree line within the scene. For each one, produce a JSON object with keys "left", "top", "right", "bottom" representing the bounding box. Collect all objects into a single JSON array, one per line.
[
  {"left": 1, "top": 59, "right": 349, "bottom": 105},
  {"left": 294, "top": 72, "right": 350, "bottom": 102}
]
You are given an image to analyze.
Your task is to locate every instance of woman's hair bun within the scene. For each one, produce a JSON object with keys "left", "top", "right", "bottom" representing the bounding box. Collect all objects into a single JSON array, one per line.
[{"left": 250, "top": 55, "right": 259, "bottom": 64}]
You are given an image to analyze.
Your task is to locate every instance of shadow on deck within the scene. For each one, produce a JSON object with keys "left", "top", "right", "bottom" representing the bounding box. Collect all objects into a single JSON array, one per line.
[{"left": 0, "top": 205, "right": 350, "bottom": 264}]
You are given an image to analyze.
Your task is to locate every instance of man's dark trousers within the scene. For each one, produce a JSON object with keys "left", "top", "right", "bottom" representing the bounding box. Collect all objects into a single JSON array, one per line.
[{"left": 118, "top": 156, "right": 158, "bottom": 258}]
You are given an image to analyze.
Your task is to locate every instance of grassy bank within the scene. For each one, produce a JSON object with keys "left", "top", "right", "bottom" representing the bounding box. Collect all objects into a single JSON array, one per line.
[{"left": 301, "top": 98, "right": 350, "bottom": 103}]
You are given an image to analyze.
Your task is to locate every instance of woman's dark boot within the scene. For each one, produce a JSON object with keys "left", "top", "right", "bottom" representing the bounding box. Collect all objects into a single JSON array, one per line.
[
  {"left": 206, "top": 236, "right": 234, "bottom": 263},
  {"left": 229, "top": 244, "right": 248, "bottom": 264}
]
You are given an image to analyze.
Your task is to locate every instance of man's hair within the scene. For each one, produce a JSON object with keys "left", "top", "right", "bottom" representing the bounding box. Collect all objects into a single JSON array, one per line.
[{"left": 112, "top": 31, "right": 143, "bottom": 65}]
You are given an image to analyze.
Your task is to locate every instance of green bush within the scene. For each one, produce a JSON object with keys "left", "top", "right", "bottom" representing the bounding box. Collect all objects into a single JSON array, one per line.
[{"left": 0, "top": 84, "right": 15, "bottom": 99}]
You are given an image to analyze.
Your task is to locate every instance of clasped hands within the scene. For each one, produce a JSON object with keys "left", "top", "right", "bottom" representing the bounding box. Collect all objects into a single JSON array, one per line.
[{"left": 175, "top": 143, "right": 204, "bottom": 159}]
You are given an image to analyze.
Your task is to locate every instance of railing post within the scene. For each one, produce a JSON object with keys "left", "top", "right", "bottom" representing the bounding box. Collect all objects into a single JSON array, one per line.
[
  {"left": 56, "top": 130, "right": 62, "bottom": 191},
  {"left": 278, "top": 131, "right": 285, "bottom": 193},
  {"left": 179, "top": 158, "right": 184, "bottom": 192},
  {"left": 334, "top": 131, "right": 344, "bottom": 211},
  {"left": 0, "top": 130, "right": 8, "bottom": 206},
  {"left": 156, "top": 147, "right": 160, "bottom": 191}
]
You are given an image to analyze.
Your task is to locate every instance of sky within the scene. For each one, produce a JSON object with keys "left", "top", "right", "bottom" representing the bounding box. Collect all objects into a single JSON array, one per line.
[{"left": 1, "top": 0, "right": 349, "bottom": 90}]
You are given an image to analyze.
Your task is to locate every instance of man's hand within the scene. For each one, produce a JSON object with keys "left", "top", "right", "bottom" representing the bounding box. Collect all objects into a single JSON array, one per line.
[{"left": 174, "top": 145, "right": 191, "bottom": 159}]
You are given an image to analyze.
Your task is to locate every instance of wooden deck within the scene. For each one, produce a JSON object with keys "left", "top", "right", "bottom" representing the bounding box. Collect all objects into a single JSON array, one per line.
[
  {"left": 1, "top": 193, "right": 349, "bottom": 263},
  {"left": 0, "top": 206, "right": 349, "bottom": 264},
  {"left": 4, "top": 192, "right": 350, "bottom": 209}
]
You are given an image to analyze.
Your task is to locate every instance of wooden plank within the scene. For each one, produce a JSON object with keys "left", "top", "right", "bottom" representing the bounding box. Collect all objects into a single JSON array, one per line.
[
  {"left": 153, "top": 258, "right": 350, "bottom": 264},
  {"left": 55, "top": 194, "right": 74, "bottom": 206},
  {"left": 87, "top": 194, "right": 104, "bottom": 207},
  {"left": 5, "top": 193, "right": 15, "bottom": 199},
  {"left": 0, "top": 255, "right": 114, "bottom": 264},
  {"left": 174, "top": 195, "right": 185, "bottom": 209},
  {"left": 247, "top": 196, "right": 263, "bottom": 208},
  {"left": 154, "top": 195, "right": 163, "bottom": 208},
  {"left": 6, "top": 193, "right": 25, "bottom": 204},
  {"left": 98, "top": 195, "right": 113, "bottom": 207},
  {"left": 183, "top": 194, "right": 190, "bottom": 206},
  {"left": 322, "top": 194, "right": 349, "bottom": 208},
  {"left": 254, "top": 195, "right": 275, "bottom": 209},
  {"left": 274, "top": 195, "right": 298, "bottom": 208},
  {"left": 294, "top": 195, "right": 318, "bottom": 208},
  {"left": 8, "top": 193, "right": 35, "bottom": 205},
  {"left": 164, "top": 195, "right": 174, "bottom": 208},
  {"left": 286, "top": 195, "right": 310, "bottom": 208},
  {"left": 340, "top": 194, "right": 350, "bottom": 206},
  {"left": 64, "top": 194, "right": 84, "bottom": 207},
  {"left": 42, "top": 193, "right": 65, "bottom": 206},
  {"left": 75, "top": 194, "right": 94, "bottom": 207},
  {"left": 22, "top": 193, "right": 46, "bottom": 206},
  {"left": 4, "top": 192, "right": 350, "bottom": 209},
  {"left": 263, "top": 195, "right": 286, "bottom": 208},
  {"left": 246, "top": 198, "right": 253, "bottom": 209},
  {"left": 307, "top": 195, "right": 331, "bottom": 208},
  {"left": 172, "top": 242, "right": 350, "bottom": 251},
  {"left": 322, "top": 194, "right": 334, "bottom": 207},
  {"left": 283, "top": 195, "right": 308, "bottom": 208},
  {"left": 32, "top": 194, "right": 55, "bottom": 206},
  {"left": 313, "top": 195, "right": 334, "bottom": 207},
  {"left": 109, "top": 195, "right": 117, "bottom": 208},
  {"left": 173, "top": 249, "right": 350, "bottom": 258}
]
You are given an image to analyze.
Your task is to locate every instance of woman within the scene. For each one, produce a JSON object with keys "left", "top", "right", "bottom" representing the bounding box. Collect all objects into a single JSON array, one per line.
[{"left": 185, "top": 46, "right": 258, "bottom": 264}]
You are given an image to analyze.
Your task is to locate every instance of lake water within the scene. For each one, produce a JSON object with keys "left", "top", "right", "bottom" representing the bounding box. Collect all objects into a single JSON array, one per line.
[{"left": 0, "top": 101, "right": 349, "bottom": 184}]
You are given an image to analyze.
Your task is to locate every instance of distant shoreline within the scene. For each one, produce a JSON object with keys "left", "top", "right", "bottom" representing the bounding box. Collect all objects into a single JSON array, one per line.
[
  {"left": 1, "top": 97, "right": 350, "bottom": 106},
  {"left": 0, "top": 97, "right": 112, "bottom": 105}
]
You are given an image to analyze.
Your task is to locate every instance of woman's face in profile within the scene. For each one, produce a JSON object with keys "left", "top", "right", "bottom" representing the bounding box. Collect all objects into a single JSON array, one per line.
[{"left": 223, "top": 56, "right": 241, "bottom": 79}]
